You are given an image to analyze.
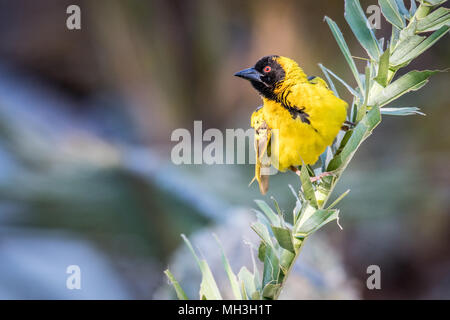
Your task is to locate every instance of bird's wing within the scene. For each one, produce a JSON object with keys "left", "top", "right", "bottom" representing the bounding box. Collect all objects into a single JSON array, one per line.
[{"left": 250, "top": 108, "right": 271, "bottom": 194}]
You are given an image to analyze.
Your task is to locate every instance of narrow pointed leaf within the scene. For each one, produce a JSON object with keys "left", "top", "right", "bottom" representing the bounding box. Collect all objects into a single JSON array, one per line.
[
  {"left": 300, "top": 164, "right": 318, "bottom": 209},
  {"left": 251, "top": 221, "right": 275, "bottom": 249},
  {"left": 381, "top": 107, "right": 426, "bottom": 116},
  {"left": 327, "top": 189, "right": 351, "bottom": 209},
  {"left": 296, "top": 209, "right": 340, "bottom": 235},
  {"left": 164, "top": 269, "right": 189, "bottom": 300},
  {"left": 374, "top": 47, "right": 390, "bottom": 86},
  {"left": 319, "top": 64, "right": 362, "bottom": 98},
  {"left": 410, "top": 0, "right": 417, "bottom": 16},
  {"left": 254, "top": 200, "right": 281, "bottom": 227},
  {"left": 379, "top": 0, "right": 406, "bottom": 29},
  {"left": 417, "top": 7, "right": 450, "bottom": 32},
  {"left": 318, "top": 63, "right": 339, "bottom": 97},
  {"left": 324, "top": 16, "right": 364, "bottom": 93},
  {"left": 237, "top": 267, "right": 257, "bottom": 300},
  {"left": 345, "top": 0, "right": 381, "bottom": 60},
  {"left": 391, "top": 26, "right": 449, "bottom": 67},
  {"left": 181, "top": 234, "right": 222, "bottom": 300},
  {"left": 214, "top": 234, "right": 242, "bottom": 300},
  {"left": 395, "top": 0, "right": 412, "bottom": 18},
  {"left": 368, "top": 70, "right": 438, "bottom": 107}
]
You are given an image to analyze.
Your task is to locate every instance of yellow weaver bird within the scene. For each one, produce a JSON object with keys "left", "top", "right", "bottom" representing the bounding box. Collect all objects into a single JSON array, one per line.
[{"left": 235, "top": 55, "right": 348, "bottom": 194}]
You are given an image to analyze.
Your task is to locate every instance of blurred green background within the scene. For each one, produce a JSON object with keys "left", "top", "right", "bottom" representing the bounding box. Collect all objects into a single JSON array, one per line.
[{"left": 0, "top": 0, "right": 448, "bottom": 299}]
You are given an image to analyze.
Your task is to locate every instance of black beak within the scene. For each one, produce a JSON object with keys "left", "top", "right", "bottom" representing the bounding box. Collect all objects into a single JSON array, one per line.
[{"left": 234, "top": 67, "right": 263, "bottom": 82}]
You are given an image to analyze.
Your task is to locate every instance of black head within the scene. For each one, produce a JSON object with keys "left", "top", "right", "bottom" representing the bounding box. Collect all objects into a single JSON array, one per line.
[{"left": 234, "top": 55, "right": 286, "bottom": 100}]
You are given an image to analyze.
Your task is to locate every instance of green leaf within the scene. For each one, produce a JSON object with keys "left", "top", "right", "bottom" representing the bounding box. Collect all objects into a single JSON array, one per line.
[
  {"left": 390, "top": 34, "right": 425, "bottom": 68},
  {"left": 356, "top": 66, "right": 371, "bottom": 122},
  {"left": 271, "top": 226, "right": 295, "bottom": 253},
  {"left": 296, "top": 209, "right": 340, "bottom": 235},
  {"left": 395, "top": 0, "right": 412, "bottom": 19},
  {"left": 289, "top": 184, "right": 303, "bottom": 224},
  {"left": 324, "top": 17, "right": 364, "bottom": 93},
  {"left": 237, "top": 267, "right": 257, "bottom": 300},
  {"left": 368, "top": 70, "right": 438, "bottom": 107},
  {"left": 374, "top": 47, "right": 390, "bottom": 87},
  {"left": 251, "top": 291, "right": 261, "bottom": 300},
  {"left": 262, "top": 283, "right": 281, "bottom": 299},
  {"left": 319, "top": 64, "right": 362, "bottom": 98},
  {"left": 300, "top": 164, "right": 318, "bottom": 209},
  {"left": 417, "top": 7, "right": 450, "bottom": 32},
  {"left": 251, "top": 221, "right": 275, "bottom": 249},
  {"left": 327, "top": 189, "right": 351, "bottom": 209},
  {"left": 254, "top": 200, "right": 281, "bottom": 227},
  {"left": 420, "top": 0, "right": 447, "bottom": 5},
  {"left": 318, "top": 63, "right": 339, "bottom": 97},
  {"left": 181, "top": 234, "right": 223, "bottom": 300},
  {"left": 345, "top": 0, "right": 381, "bottom": 60},
  {"left": 410, "top": 0, "right": 417, "bottom": 16},
  {"left": 164, "top": 269, "right": 189, "bottom": 300},
  {"left": 391, "top": 26, "right": 449, "bottom": 68},
  {"left": 258, "top": 242, "right": 266, "bottom": 262},
  {"left": 379, "top": 0, "right": 406, "bottom": 29},
  {"left": 270, "top": 196, "right": 285, "bottom": 226},
  {"left": 381, "top": 107, "right": 426, "bottom": 115},
  {"left": 213, "top": 234, "right": 242, "bottom": 300},
  {"left": 262, "top": 245, "right": 281, "bottom": 287}
]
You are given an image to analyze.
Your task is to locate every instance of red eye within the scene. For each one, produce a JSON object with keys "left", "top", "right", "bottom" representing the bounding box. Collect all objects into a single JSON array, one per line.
[{"left": 263, "top": 66, "right": 271, "bottom": 73}]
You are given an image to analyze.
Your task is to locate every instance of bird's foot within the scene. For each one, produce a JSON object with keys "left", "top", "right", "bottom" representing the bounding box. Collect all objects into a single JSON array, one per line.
[{"left": 290, "top": 166, "right": 301, "bottom": 176}]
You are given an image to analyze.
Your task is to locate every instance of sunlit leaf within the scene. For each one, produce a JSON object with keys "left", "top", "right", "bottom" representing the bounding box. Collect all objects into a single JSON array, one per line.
[{"left": 419, "top": 0, "right": 447, "bottom": 5}]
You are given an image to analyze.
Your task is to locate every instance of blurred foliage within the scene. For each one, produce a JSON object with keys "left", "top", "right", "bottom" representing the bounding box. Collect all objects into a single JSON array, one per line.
[{"left": 0, "top": 0, "right": 448, "bottom": 299}]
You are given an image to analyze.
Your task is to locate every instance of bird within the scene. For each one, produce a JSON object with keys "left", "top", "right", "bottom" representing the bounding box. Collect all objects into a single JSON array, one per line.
[{"left": 234, "top": 55, "right": 348, "bottom": 194}]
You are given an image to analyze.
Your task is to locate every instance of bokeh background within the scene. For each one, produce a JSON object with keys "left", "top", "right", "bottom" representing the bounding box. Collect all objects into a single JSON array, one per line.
[{"left": 0, "top": 0, "right": 448, "bottom": 299}]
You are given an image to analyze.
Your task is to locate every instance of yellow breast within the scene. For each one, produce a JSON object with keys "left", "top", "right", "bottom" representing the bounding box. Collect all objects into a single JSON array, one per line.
[{"left": 261, "top": 83, "right": 347, "bottom": 171}]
